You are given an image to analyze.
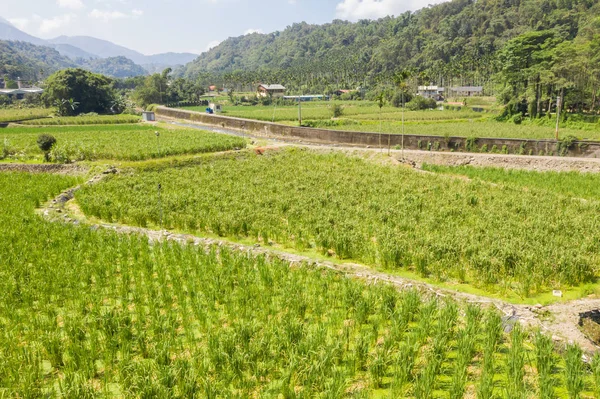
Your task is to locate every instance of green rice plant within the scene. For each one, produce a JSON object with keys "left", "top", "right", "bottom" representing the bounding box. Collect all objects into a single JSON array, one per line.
[
  {"left": 592, "top": 353, "right": 600, "bottom": 399},
  {"left": 505, "top": 324, "right": 525, "bottom": 399},
  {"left": 477, "top": 310, "right": 502, "bottom": 399},
  {"left": 535, "top": 331, "right": 556, "bottom": 399},
  {"left": 449, "top": 305, "right": 481, "bottom": 399},
  {"left": 564, "top": 343, "right": 584, "bottom": 399}
]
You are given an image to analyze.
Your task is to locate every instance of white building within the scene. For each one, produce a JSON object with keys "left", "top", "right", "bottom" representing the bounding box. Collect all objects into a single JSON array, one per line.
[{"left": 417, "top": 86, "right": 445, "bottom": 100}]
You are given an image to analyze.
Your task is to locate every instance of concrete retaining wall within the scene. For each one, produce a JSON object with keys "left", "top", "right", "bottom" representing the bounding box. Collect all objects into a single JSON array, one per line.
[{"left": 156, "top": 106, "right": 600, "bottom": 158}]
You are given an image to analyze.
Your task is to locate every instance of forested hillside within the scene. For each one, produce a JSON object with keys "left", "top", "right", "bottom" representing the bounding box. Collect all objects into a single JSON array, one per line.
[
  {"left": 76, "top": 56, "right": 147, "bottom": 78},
  {"left": 0, "top": 41, "right": 147, "bottom": 81},
  {"left": 0, "top": 40, "right": 73, "bottom": 81},
  {"left": 182, "top": 0, "right": 600, "bottom": 114}
]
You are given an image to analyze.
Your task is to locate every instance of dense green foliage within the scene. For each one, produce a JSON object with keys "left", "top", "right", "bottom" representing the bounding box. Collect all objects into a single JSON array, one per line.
[
  {"left": 0, "top": 124, "right": 246, "bottom": 162},
  {"left": 134, "top": 69, "right": 205, "bottom": 109},
  {"left": 75, "top": 56, "right": 148, "bottom": 78},
  {"left": 1, "top": 172, "right": 598, "bottom": 397},
  {"left": 42, "top": 68, "right": 115, "bottom": 115},
  {"left": 77, "top": 149, "right": 600, "bottom": 296}
]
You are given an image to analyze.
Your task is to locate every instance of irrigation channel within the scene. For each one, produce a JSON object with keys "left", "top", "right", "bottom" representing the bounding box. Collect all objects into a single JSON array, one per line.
[{"left": 39, "top": 166, "right": 600, "bottom": 354}]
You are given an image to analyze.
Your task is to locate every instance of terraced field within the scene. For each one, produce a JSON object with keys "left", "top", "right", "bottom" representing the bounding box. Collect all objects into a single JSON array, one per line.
[{"left": 2, "top": 172, "right": 600, "bottom": 398}]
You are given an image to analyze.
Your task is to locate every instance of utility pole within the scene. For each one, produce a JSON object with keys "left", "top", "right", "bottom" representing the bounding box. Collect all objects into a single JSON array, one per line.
[
  {"left": 155, "top": 131, "right": 161, "bottom": 157},
  {"left": 157, "top": 183, "right": 163, "bottom": 229},
  {"left": 555, "top": 94, "right": 562, "bottom": 140},
  {"left": 298, "top": 98, "right": 302, "bottom": 126},
  {"left": 401, "top": 91, "right": 405, "bottom": 159}
]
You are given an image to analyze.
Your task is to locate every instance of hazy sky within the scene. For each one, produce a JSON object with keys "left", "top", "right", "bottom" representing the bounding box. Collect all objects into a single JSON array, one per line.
[{"left": 4, "top": 0, "right": 446, "bottom": 55}]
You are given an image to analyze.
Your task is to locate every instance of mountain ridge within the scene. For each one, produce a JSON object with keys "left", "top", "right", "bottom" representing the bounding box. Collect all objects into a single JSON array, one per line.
[{"left": 0, "top": 20, "right": 197, "bottom": 70}]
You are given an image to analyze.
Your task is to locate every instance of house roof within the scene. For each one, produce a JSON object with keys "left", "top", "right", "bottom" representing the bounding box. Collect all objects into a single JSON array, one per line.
[
  {"left": 0, "top": 88, "right": 44, "bottom": 95},
  {"left": 418, "top": 86, "right": 444, "bottom": 91},
  {"left": 259, "top": 84, "right": 286, "bottom": 90},
  {"left": 451, "top": 86, "right": 483, "bottom": 92}
]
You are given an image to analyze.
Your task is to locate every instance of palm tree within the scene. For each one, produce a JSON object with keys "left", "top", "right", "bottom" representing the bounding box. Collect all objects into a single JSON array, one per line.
[{"left": 375, "top": 91, "right": 385, "bottom": 150}]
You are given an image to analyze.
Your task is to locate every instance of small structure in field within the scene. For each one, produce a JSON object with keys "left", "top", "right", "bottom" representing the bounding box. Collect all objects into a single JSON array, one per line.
[
  {"left": 417, "top": 86, "right": 445, "bottom": 101},
  {"left": 257, "top": 84, "right": 286, "bottom": 98},
  {"left": 450, "top": 86, "right": 483, "bottom": 97},
  {"left": 142, "top": 111, "right": 156, "bottom": 122},
  {"left": 209, "top": 103, "right": 222, "bottom": 113}
]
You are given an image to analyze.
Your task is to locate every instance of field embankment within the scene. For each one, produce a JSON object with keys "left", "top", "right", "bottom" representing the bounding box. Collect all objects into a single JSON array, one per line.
[{"left": 157, "top": 107, "right": 600, "bottom": 158}]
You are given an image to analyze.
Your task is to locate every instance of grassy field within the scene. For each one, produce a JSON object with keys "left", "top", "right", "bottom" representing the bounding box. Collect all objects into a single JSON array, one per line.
[
  {"left": 313, "top": 119, "right": 600, "bottom": 141},
  {"left": 0, "top": 124, "right": 246, "bottom": 162},
  {"left": 21, "top": 114, "right": 142, "bottom": 125},
  {"left": 185, "top": 101, "right": 487, "bottom": 123},
  {"left": 1, "top": 172, "right": 599, "bottom": 397},
  {"left": 76, "top": 149, "right": 600, "bottom": 298},
  {"left": 181, "top": 101, "right": 600, "bottom": 140},
  {"left": 0, "top": 107, "right": 53, "bottom": 123}
]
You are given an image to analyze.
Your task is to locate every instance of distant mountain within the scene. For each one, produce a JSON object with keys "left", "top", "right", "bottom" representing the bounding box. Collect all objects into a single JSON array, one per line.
[
  {"left": 77, "top": 56, "right": 147, "bottom": 78},
  {"left": 0, "top": 40, "right": 146, "bottom": 80},
  {"left": 144, "top": 52, "right": 198, "bottom": 66},
  {"left": 48, "top": 35, "right": 197, "bottom": 67},
  {"left": 0, "top": 18, "right": 46, "bottom": 46},
  {"left": 50, "top": 43, "right": 97, "bottom": 60},
  {"left": 48, "top": 35, "right": 146, "bottom": 64},
  {"left": 0, "top": 20, "right": 196, "bottom": 72}
]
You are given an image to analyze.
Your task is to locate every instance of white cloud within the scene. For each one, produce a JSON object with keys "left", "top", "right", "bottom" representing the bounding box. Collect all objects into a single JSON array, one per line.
[
  {"left": 39, "top": 14, "right": 76, "bottom": 33},
  {"left": 244, "top": 28, "right": 263, "bottom": 35},
  {"left": 336, "top": 0, "right": 446, "bottom": 20},
  {"left": 88, "top": 8, "right": 143, "bottom": 21},
  {"left": 206, "top": 40, "right": 221, "bottom": 51},
  {"left": 57, "top": 0, "right": 84, "bottom": 10},
  {"left": 8, "top": 18, "right": 30, "bottom": 31},
  {"left": 88, "top": 9, "right": 127, "bottom": 21},
  {"left": 7, "top": 14, "right": 76, "bottom": 35}
]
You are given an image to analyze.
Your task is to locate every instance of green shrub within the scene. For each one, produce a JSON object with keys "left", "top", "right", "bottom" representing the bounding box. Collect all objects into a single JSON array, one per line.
[
  {"left": 37, "top": 134, "right": 57, "bottom": 161},
  {"left": 406, "top": 96, "right": 437, "bottom": 111},
  {"left": 331, "top": 103, "right": 344, "bottom": 118}
]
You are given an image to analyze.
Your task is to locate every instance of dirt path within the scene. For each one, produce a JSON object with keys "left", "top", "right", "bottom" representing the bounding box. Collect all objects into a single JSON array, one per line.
[{"left": 39, "top": 170, "right": 600, "bottom": 354}]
